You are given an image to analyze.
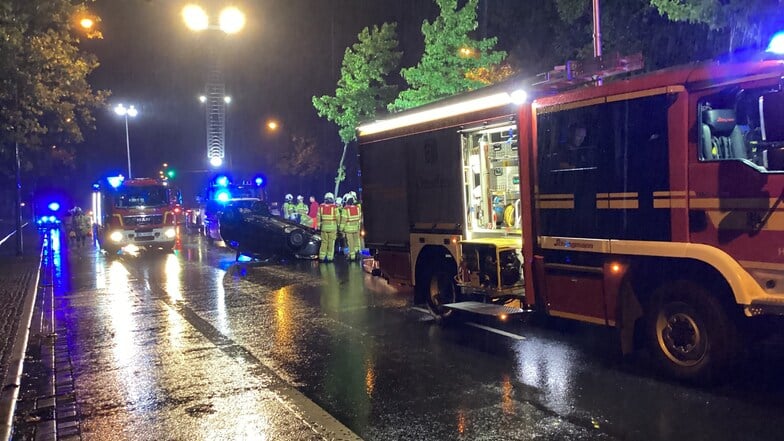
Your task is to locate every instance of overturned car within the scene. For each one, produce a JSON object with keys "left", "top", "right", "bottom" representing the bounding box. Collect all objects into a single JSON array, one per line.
[{"left": 218, "top": 201, "right": 321, "bottom": 260}]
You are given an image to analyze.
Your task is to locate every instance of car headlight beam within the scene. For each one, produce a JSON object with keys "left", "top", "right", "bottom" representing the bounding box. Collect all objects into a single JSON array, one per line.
[{"left": 109, "top": 231, "right": 124, "bottom": 242}]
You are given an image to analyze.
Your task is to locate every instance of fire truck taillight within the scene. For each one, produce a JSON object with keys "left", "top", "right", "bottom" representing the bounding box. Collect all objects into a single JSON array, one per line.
[{"left": 611, "top": 263, "right": 622, "bottom": 274}]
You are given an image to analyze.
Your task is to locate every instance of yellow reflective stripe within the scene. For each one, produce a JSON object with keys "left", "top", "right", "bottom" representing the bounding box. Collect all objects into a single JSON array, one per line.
[{"left": 596, "top": 192, "right": 639, "bottom": 209}]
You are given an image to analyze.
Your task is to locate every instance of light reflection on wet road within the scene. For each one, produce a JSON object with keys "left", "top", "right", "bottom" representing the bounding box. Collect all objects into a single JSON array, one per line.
[{"left": 52, "top": 231, "right": 784, "bottom": 440}]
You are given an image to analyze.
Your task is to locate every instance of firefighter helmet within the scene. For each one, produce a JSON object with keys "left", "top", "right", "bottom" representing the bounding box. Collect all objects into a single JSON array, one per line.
[
  {"left": 285, "top": 194, "right": 293, "bottom": 202},
  {"left": 324, "top": 192, "right": 335, "bottom": 203},
  {"left": 297, "top": 195, "right": 304, "bottom": 202}
]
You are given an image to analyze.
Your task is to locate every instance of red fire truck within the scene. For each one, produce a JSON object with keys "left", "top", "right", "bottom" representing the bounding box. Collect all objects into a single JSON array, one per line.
[
  {"left": 92, "top": 176, "right": 179, "bottom": 254},
  {"left": 357, "top": 52, "right": 784, "bottom": 380}
]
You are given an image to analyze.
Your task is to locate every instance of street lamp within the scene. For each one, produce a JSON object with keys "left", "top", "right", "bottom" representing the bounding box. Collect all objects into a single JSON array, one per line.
[
  {"left": 183, "top": 4, "right": 244, "bottom": 169},
  {"left": 183, "top": 4, "right": 245, "bottom": 34},
  {"left": 114, "top": 104, "right": 138, "bottom": 179}
]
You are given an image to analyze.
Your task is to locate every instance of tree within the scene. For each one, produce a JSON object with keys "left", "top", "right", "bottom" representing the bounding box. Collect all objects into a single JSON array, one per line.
[
  {"left": 266, "top": 134, "right": 322, "bottom": 178},
  {"left": 650, "top": 0, "right": 782, "bottom": 51},
  {"left": 546, "top": 0, "right": 732, "bottom": 71},
  {"left": 389, "top": 0, "right": 507, "bottom": 111},
  {"left": 312, "top": 22, "right": 401, "bottom": 197},
  {"left": 0, "top": 0, "right": 107, "bottom": 183}
]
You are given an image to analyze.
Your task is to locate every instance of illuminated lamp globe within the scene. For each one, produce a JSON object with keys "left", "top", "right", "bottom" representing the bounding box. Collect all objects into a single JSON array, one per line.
[
  {"left": 182, "top": 5, "right": 209, "bottom": 31},
  {"left": 219, "top": 7, "right": 245, "bottom": 34},
  {"left": 210, "top": 157, "right": 223, "bottom": 167}
]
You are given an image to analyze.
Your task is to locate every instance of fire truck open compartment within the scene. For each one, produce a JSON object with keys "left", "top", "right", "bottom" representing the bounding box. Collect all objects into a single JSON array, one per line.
[{"left": 461, "top": 121, "right": 522, "bottom": 238}]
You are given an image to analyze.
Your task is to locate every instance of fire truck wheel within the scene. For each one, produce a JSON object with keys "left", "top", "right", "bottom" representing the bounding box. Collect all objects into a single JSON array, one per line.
[
  {"left": 425, "top": 267, "right": 457, "bottom": 320},
  {"left": 646, "top": 280, "right": 739, "bottom": 382}
]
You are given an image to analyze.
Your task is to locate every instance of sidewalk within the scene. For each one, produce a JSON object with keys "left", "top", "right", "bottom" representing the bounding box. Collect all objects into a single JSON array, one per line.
[{"left": 0, "top": 226, "right": 43, "bottom": 440}]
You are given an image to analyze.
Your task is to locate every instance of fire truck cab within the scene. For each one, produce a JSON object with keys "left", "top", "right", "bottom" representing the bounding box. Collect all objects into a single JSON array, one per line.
[
  {"left": 358, "top": 51, "right": 784, "bottom": 381},
  {"left": 92, "top": 176, "right": 179, "bottom": 254}
]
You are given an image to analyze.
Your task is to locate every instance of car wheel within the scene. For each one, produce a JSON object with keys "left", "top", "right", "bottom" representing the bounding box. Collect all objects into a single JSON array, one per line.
[
  {"left": 646, "top": 280, "right": 739, "bottom": 382},
  {"left": 287, "top": 229, "right": 306, "bottom": 249}
]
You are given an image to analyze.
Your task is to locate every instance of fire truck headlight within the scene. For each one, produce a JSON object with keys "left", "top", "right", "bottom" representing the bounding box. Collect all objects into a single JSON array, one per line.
[
  {"left": 109, "top": 231, "right": 124, "bottom": 242},
  {"left": 164, "top": 228, "right": 176, "bottom": 239}
]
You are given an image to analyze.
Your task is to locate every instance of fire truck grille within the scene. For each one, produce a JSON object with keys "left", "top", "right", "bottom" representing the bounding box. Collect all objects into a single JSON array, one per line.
[{"left": 123, "top": 215, "right": 163, "bottom": 227}]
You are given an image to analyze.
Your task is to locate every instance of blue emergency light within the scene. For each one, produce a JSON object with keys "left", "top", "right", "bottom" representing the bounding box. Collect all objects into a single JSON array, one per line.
[
  {"left": 215, "top": 175, "right": 230, "bottom": 187},
  {"left": 107, "top": 175, "right": 125, "bottom": 188},
  {"left": 254, "top": 176, "right": 265, "bottom": 186},
  {"left": 48, "top": 202, "right": 61, "bottom": 212},
  {"left": 767, "top": 31, "right": 784, "bottom": 55},
  {"left": 215, "top": 189, "right": 231, "bottom": 202}
]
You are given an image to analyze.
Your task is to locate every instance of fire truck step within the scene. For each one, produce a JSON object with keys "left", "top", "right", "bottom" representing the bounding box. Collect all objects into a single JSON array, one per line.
[{"left": 443, "top": 301, "right": 524, "bottom": 317}]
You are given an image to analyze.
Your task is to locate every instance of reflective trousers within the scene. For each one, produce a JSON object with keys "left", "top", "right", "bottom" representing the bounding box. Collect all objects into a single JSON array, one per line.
[
  {"left": 345, "top": 231, "right": 360, "bottom": 260},
  {"left": 319, "top": 230, "right": 337, "bottom": 261}
]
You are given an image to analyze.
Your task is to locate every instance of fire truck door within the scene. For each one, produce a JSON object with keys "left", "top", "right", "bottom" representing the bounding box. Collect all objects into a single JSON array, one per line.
[{"left": 540, "top": 261, "right": 608, "bottom": 325}]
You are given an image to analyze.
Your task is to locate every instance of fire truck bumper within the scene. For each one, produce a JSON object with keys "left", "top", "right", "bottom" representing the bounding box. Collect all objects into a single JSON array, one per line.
[{"left": 105, "top": 227, "right": 176, "bottom": 250}]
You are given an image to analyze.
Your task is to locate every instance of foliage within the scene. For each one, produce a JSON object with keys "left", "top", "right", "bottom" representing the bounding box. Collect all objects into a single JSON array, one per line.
[
  {"left": 312, "top": 22, "right": 401, "bottom": 195},
  {"left": 268, "top": 134, "right": 322, "bottom": 178},
  {"left": 536, "top": 0, "right": 731, "bottom": 71},
  {"left": 649, "top": 0, "right": 783, "bottom": 50},
  {"left": 0, "top": 0, "right": 107, "bottom": 179},
  {"left": 465, "top": 63, "right": 515, "bottom": 85},
  {"left": 390, "top": 0, "right": 507, "bottom": 111},
  {"left": 313, "top": 22, "right": 402, "bottom": 145}
]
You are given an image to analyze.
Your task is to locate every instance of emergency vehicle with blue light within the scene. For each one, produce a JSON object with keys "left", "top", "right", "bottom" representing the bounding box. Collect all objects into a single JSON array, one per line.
[{"left": 92, "top": 176, "right": 180, "bottom": 254}]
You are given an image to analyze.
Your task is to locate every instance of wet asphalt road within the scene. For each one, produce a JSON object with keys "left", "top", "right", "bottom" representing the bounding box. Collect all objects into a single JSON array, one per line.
[{"left": 49, "top": 228, "right": 784, "bottom": 441}]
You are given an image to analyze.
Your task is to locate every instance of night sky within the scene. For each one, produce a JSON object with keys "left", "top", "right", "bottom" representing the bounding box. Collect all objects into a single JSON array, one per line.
[{"left": 72, "top": 0, "right": 520, "bottom": 205}]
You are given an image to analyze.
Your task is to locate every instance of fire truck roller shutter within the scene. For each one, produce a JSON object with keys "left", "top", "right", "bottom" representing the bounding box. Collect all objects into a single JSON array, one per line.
[{"left": 700, "top": 109, "right": 746, "bottom": 160}]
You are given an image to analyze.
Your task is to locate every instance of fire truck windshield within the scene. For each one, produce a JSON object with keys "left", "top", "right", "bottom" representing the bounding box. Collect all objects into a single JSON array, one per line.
[{"left": 114, "top": 186, "right": 168, "bottom": 208}]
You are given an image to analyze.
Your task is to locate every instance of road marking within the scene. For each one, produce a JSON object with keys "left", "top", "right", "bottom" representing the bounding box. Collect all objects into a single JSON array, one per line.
[
  {"left": 465, "top": 322, "right": 526, "bottom": 340},
  {"left": 411, "top": 307, "right": 526, "bottom": 340}
]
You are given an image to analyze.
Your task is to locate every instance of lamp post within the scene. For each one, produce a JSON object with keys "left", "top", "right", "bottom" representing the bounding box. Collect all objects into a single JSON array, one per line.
[
  {"left": 114, "top": 103, "right": 138, "bottom": 179},
  {"left": 183, "top": 4, "right": 245, "bottom": 169}
]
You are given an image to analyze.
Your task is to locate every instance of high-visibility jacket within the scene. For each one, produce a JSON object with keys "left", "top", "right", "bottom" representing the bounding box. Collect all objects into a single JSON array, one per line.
[
  {"left": 339, "top": 204, "right": 362, "bottom": 233},
  {"left": 283, "top": 201, "right": 295, "bottom": 220},
  {"left": 295, "top": 202, "right": 308, "bottom": 218},
  {"left": 318, "top": 203, "right": 340, "bottom": 232}
]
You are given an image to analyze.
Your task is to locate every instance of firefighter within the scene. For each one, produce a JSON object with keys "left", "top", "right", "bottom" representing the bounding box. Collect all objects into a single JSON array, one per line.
[
  {"left": 295, "top": 195, "right": 312, "bottom": 227},
  {"left": 339, "top": 193, "right": 362, "bottom": 261},
  {"left": 72, "top": 207, "right": 91, "bottom": 247},
  {"left": 317, "top": 192, "right": 340, "bottom": 262},
  {"left": 282, "top": 194, "right": 296, "bottom": 221}
]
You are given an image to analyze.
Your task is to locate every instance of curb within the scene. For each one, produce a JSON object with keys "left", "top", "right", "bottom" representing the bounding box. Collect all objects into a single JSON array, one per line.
[{"left": 0, "top": 232, "right": 45, "bottom": 441}]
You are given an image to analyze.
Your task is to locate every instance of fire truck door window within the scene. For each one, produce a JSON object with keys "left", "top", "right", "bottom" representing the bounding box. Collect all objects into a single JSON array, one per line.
[
  {"left": 698, "top": 86, "right": 784, "bottom": 172},
  {"left": 461, "top": 123, "right": 521, "bottom": 237},
  {"left": 537, "top": 95, "right": 671, "bottom": 240}
]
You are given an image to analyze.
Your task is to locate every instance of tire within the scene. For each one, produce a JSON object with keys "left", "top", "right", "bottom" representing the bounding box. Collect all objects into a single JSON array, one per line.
[
  {"left": 646, "top": 280, "right": 739, "bottom": 382},
  {"left": 287, "top": 229, "right": 305, "bottom": 249},
  {"left": 424, "top": 267, "right": 458, "bottom": 320}
]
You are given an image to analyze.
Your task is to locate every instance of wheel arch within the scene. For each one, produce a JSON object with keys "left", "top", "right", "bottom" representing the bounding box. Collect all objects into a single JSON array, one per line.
[
  {"left": 413, "top": 245, "right": 457, "bottom": 305},
  {"left": 618, "top": 256, "right": 743, "bottom": 354}
]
